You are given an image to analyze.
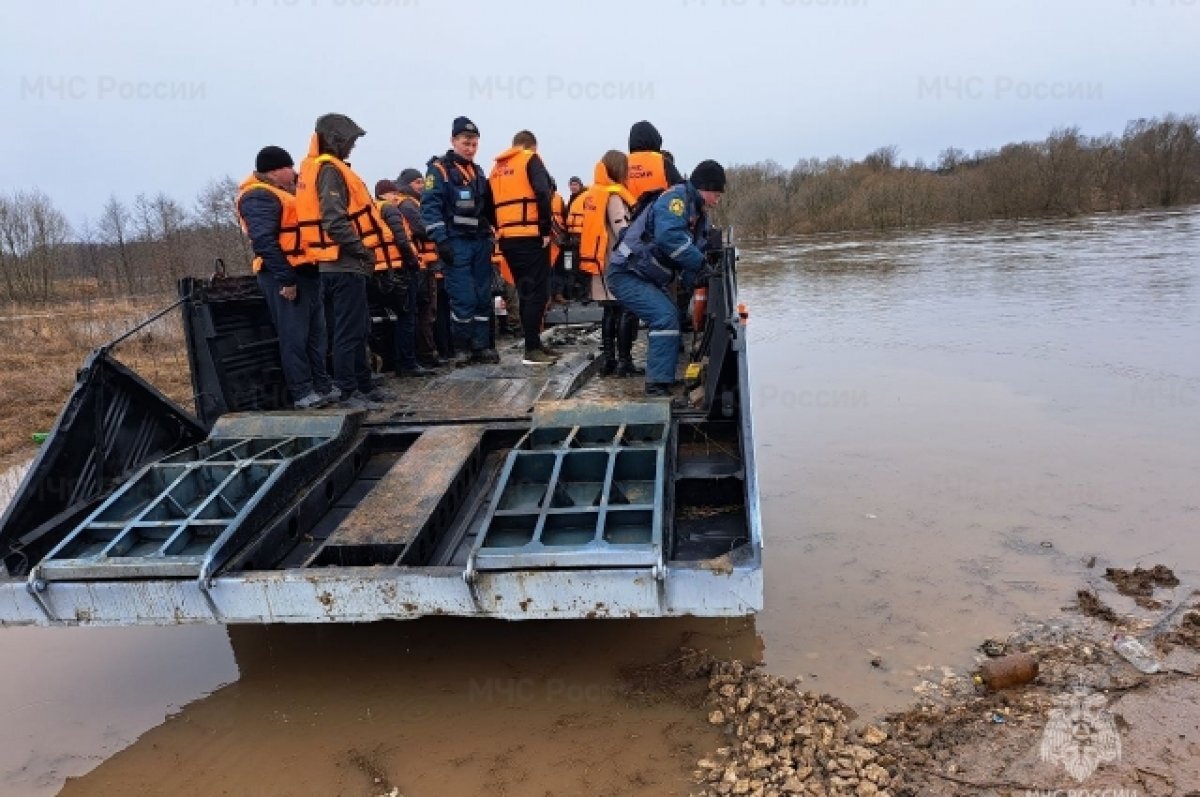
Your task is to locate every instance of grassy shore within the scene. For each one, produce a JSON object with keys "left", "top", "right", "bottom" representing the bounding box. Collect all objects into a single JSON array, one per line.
[{"left": 0, "top": 296, "right": 192, "bottom": 472}]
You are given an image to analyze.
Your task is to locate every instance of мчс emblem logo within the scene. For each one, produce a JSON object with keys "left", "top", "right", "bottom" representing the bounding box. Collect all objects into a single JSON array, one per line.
[{"left": 1039, "top": 686, "right": 1121, "bottom": 782}]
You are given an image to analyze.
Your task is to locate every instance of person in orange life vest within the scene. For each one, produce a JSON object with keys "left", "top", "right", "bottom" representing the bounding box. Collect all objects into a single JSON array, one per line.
[
  {"left": 547, "top": 176, "right": 573, "bottom": 305},
  {"left": 374, "top": 179, "right": 433, "bottom": 378},
  {"left": 421, "top": 116, "right": 500, "bottom": 366},
  {"left": 490, "top": 242, "right": 522, "bottom": 338},
  {"left": 488, "top": 129, "right": 558, "bottom": 366},
  {"left": 395, "top": 167, "right": 447, "bottom": 367},
  {"left": 626, "top": 120, "right": 684, "bottom": 201},
  {"left": 569, "top": 151, "right": 641, "bottom": 376},
  {"left": 295, "top": 112, "right": 395, "bottom": 410},
  {"left": 565, "top": 175, "right": 585, "bottom": 216},
  {"left": 236, "top": 145, "right": 332, "bottom": 410},
  {"left": 551, "top": 182, "right": 567, "bottom": 228}
]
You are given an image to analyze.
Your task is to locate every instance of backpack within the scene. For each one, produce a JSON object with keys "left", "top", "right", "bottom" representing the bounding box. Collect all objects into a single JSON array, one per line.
[{"left": 614, "top": 188, "right": 667, "bottom": 251}]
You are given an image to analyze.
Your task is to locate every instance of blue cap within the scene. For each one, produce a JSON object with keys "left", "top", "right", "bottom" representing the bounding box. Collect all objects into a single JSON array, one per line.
[{"left": 452, "top": 116, "right": 479, "bottom": 137}]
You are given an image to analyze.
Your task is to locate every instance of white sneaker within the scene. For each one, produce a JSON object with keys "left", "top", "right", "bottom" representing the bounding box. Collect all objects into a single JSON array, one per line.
[{"left": 293, "top": 392, "right": 328, "bottom": 410}]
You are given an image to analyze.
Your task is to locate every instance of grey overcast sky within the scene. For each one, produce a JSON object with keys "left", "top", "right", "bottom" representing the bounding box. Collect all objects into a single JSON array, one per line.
[{"left": 2, "top": 0, "right": 1197, "bottom": 225}]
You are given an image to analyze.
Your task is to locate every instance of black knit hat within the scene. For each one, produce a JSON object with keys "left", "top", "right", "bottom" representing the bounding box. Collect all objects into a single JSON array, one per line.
[
  {"left": 398, "top": 168, "right": 423, "bottom": 185},
  {"left": 690, "top": 160, "right": 726, "bottom": 192},
  {"left": 452, "top": 116, "right": 479, "bottom": 137},
  {"left": 255, "top": 145, "right": 294, "bottom": 173}
]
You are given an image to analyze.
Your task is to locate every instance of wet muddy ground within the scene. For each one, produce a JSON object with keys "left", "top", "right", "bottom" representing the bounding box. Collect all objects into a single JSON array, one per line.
[{"left": 2, "top": 209, "right": 1198, "bottom": 795}]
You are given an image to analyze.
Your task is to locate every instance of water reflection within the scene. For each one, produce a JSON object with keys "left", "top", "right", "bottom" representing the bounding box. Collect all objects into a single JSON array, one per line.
[
  {"left": 60, "top": 618, "right": 758, "bottom": 796},
  {"left": 0, "top": 625, "right": 236, "bottom": 797}
]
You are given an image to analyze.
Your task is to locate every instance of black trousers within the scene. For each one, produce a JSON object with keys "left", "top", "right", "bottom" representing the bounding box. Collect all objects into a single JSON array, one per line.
[
  {"left": 322, "top": 271, "right": 372, "bottom": 395},
  {"left": 499, "top": 236, "right": 550, "bottom": 352}
]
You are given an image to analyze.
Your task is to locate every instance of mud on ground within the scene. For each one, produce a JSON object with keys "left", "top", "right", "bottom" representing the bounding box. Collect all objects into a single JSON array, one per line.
[{"left": 633, "top": 565, "right": 1200, "bottom": 797}]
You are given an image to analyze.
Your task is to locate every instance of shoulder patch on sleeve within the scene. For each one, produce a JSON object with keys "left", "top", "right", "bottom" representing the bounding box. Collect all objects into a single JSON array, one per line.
[
  {"left": 424, "top": 174, "right": 436, "bottom": 190},
  {"left": 668, "top": 197, "right": 685, "bottom": 217}
]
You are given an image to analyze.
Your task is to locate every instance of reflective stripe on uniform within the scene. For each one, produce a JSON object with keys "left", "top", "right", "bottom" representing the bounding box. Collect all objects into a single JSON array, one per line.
[
  {"left": 452, "top": 216, "right": 480, "bottom": 226},
  {"left": 669, "top": 241, "right": 691, "bottom": 259},
  {"left": 648, "top": 329, "right": 681, "bottom": 337}
]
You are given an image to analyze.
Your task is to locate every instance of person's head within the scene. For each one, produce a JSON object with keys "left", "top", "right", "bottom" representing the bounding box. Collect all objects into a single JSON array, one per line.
[
  {"left": 628, "top": 120, "right": 663, "bottom": 154},
  {"left": 451, "top": 116, "right": 480, "bottom": 160},
  {"left": 374, "top": 179, "right": 399, "bottom": 203},
  {"left": 599, "top": 152, "right": 628, "bottom": 186},
  {"left": 398, "top": 168, "right": 423, "bottom": 194},
  {"left": 315, "top": 113, "right": 365, "bottom": 160},
  {"left": 689, "top": 160, "right": 726, "bottom": 209},
  {"left": 255, "top": 145, "right": 296, "bottom": 191},
  {"left": 512, "top": 129, "right": 537, "bottom": 150},
  {"left": 568, "top": 176, "right": 584, "bottom": 195}
]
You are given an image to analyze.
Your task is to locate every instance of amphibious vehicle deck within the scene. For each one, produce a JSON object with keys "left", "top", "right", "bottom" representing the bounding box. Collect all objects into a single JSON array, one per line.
[{"left": 0, "top": 237, "right": 762, "bottom": 625}]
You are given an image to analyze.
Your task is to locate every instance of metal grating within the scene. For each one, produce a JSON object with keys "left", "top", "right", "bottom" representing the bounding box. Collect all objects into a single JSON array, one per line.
[
  {"left": 469, "top": 402, "right": 669, "bottom": 572},
  {"left": 33, "top": 413, "right": 356, "bottom": 581}
]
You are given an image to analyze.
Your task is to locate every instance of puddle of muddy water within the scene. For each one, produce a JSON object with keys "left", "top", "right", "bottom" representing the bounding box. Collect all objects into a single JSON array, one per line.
[
  {"left": 0, "top": 625, "right": 236, "bottom": 796},
  {"left": 56, "top": 618, "right": 759, "bottom": 797},
  {"left": 1, "top": 208, "right": 1197, "bottom": 794}
]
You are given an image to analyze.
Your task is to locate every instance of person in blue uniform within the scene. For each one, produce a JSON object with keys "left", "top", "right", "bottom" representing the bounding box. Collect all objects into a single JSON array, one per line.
[
  {"left": 420, "top": 116, "right": 500, "bottom": 365},
  {"left": 605, "top": 160, "right": 726, "bottom": 396}
]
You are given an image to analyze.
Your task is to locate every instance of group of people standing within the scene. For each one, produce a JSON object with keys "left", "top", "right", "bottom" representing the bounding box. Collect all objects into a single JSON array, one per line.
[{"left": 236, "top": 113, "right": 725, "bottom": 410}]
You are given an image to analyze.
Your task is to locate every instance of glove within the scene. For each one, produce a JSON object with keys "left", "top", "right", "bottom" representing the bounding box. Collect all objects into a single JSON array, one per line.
[
  {"left": 436, "top": 241, "right": 455, "bottom": 267},
  {"left": 401, "top": 247, "right": 421, "bottom": 272}
]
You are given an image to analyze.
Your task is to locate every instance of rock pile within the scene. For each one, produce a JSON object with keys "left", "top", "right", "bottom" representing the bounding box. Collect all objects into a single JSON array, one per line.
[{"left": 689, "top": 656, "right": 900, "bottom": 797}]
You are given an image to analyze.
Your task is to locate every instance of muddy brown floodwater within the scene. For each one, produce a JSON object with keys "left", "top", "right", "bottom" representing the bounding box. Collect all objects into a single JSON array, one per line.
[{"left": 1, "top": 208, "right": 1197, "bottom": 796}]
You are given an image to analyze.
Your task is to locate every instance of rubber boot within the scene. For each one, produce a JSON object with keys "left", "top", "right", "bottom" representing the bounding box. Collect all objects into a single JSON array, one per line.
[
  {"left": 600, "top": 304, "right": 618, "bottom": 376},
  {"left": 615, "top": 310, "right": 645, "bottom": 377}
]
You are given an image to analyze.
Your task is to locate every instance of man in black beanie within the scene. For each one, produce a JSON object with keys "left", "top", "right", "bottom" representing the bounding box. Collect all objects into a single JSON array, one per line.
[
  {"left": 605, "top": 159, "right": 725, "bottom": 398},
  {"left": 235, "top": 145, "right": 333, "bottom": 409}
]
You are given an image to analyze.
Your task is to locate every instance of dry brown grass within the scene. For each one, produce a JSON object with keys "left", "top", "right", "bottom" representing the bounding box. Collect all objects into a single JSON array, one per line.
[{"left": 0, "top": 297, "right": 193, "bottom": 472}]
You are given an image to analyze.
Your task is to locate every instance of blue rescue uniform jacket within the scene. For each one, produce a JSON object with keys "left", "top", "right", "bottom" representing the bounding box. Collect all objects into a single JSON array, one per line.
[
  {"left": 419, "top": 151, "right": 495, "bottom": 245},
  {"left": 609, "top": 181, "right": 710, "bottom": 290}
]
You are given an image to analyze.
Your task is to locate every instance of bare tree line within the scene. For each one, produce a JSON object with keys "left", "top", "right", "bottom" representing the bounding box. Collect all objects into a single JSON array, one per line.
[
  {"left": 0, "top": 177, "right": 248, "bottom": 302},
  {"left": 720, "top": 113, "right": 1200, "bottom": 237},
  {"left": 2, "top": 114, "right": 1199, "bottom": 301}
]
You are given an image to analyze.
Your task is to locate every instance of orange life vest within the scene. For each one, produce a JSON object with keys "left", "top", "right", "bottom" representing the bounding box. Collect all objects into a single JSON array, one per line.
[
  {"left": 571, "top": 163, "right": 637, "bottom": 276},
  {"left": 492, "top": 242, "right": 514, "bottom": 286},
  {"left": 397, "top": 194, "right": 439, "bottom": 269},
  {"left": 235, "top": 174, "right": 307, "bottom": 273},
  {"left": 551, "top": 192, "right": 565, "bottom": 226},
  {"left": 371, "top": 199, "right": 409, "bottom": 271},
  {"left": 489, "top": 147, "right": 541, "bottom": 239},
  {"left": 295, "top": 136, "right": 397, "bottom": 267},
  {"left": 626, "top": 151, "right": 669, "bottom": 200}
]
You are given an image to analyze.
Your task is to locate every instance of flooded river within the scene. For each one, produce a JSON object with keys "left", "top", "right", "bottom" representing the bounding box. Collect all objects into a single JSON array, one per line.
[{"left": 3, "top": 208, "right": 1198, "bottom": 795}]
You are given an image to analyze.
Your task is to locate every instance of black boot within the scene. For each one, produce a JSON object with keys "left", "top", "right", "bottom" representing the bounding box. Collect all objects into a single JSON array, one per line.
[
  {"left": 600, "top": 305, "right": 618, "bottom": 376},
  {"left": 615, "top": 310, "right": 645, "bottom": 377}
]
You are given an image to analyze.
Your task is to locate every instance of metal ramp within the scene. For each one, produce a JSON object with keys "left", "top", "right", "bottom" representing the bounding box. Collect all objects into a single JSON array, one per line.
[
  {"left": 31, "top": 412, "right": 360, "bottom": 583},
  {"left": 468, "top": 402, "right": 669, "bottom": 573}
]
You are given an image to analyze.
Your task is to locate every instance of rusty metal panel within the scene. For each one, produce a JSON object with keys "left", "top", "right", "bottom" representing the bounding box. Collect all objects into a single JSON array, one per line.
[{"left": 317, "top": 426, "right": 485, "bottom": 554}]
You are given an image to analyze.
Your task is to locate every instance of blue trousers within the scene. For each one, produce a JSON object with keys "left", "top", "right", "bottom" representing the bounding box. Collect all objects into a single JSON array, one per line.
[
  {"left": 606, "top": 269, "right": 680, "bottom": 385},
  {"left": 258, "top": 271, "right": 330, "bottom": 402},
  {"left": 322, "top": 271, "right": 373, "bottom": 395},
  {"left": 444, "top": 237, "right": 494, "bottom": 352}
]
